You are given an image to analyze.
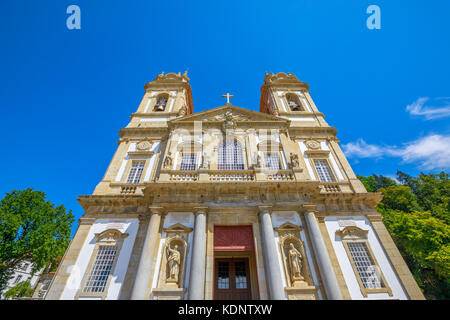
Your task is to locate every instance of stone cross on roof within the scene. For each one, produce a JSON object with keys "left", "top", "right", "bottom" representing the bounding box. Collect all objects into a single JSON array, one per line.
[{"left": 222, "top": 92, "right": 234, "bottom": 104}]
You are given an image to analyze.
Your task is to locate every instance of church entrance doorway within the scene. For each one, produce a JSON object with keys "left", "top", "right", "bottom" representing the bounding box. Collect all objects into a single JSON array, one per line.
[
  {"left": 214, "top": 258, "right": 251, "bottom": 300},
  {"left": 213, "top": 225, "right": 260, "bottom": 300}
]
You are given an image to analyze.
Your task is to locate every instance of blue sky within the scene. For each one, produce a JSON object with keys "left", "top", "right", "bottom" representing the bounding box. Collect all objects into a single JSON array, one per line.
[{"left": 1, "top": 0, "right": 449, "bottom": 234}]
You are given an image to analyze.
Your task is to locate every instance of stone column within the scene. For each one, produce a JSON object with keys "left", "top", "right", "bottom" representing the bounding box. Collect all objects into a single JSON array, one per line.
[
  {"left": 130, "top": 207, "right": 164, "bottom": 300},
  {"left": 258, "top": 206, "right": 285, "bottom": 300},
  {"left": 188, "top": 207, "right": 208, "bottom": 300},
  {"left": 303, "top": 205, "right": 342, "bottom": 300}
]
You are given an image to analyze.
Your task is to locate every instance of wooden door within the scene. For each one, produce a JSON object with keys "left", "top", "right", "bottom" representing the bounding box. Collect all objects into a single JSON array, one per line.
[{"left": 214, "top": 258, "right": 251, "bottom": 300}]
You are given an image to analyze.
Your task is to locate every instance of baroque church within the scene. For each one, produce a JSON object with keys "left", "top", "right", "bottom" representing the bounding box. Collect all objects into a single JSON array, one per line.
[{"left": 46, "top": 72, "right": 424, "bottom": 300}]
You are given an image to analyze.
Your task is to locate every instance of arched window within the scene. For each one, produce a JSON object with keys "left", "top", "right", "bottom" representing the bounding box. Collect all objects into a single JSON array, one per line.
[
  {"left": 154, "top": 94, "right": 169, "bottom": 112},
  {"left": 218, "top": 141, "right": 244, "bottom": 170},
  {"left": 286, "top": 93, "right": 304, "bottom": 111}
]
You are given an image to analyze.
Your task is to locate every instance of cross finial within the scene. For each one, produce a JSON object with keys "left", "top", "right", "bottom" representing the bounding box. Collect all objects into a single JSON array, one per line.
[{"left": 222, "top": 92, "right": 234, "bottom": 104}]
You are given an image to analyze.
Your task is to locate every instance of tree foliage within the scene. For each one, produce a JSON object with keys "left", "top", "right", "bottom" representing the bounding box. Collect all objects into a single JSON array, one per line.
[
  {"left": 359, "top": 171, "right": 450, "bottom": 299},
  {"left": 0, "top": 188, "right": 74, "bottom": 292},
  {"left": 3, "top": 281, "right": 35, "bottom": 299}
]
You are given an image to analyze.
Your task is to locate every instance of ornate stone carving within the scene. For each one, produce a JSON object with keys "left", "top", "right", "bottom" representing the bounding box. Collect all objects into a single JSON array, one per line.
[
  {"left": 274, "top": 222, "right": 313, "bottom": 288},
  {"left": 177, "top": 105, "right": 187, "bottom": 117},
  {"left": 163, "top": 152, "right": 173, "bottom": 169},
  {"left": 221, "top": 110, "right": 237, "bottom": 132},
  {"left": 94, "top": 229, "right": 129, "bottom": 243},
  {"left": 200, "top": 153, "right": 210, "bottom": 169},
  {"left": 166, "top": 244, "right": 181, "bottom": 284},
  {"left": 288, "top": 243, "right": 304, "bottom": 282},
  {"left": 305, "top": 140, "right": 321, "bottom": 150},
  {"left": 256, "top": 153, "right": 263, "bottom": 169},
  {"left": 290, "top": 153, "right": 300, "bottom": 169},
  {"left": 335, "top": 226, "right": 369, "bottom": 240},
  {"left": 156, "top": 223, "right": 192, "bottom": 292},
  {"left": 137, "top": 141, "right": 152, "bottom": 151}
]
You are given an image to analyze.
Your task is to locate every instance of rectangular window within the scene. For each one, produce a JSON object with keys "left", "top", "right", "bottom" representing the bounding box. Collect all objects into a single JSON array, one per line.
[
  {"left": 127, "top": 161, "right": 145, "bottom": 184},
  {"left": 14, "top": 275, "right": 23, "bottom": 284},
  {"left": 218, "top": 141, "right": 244, "bottom": 170},
  {"left": 347, "top": 242, "right": 382, "bottom": 289},
  {"left": 83, "top": 246, "right": 117, "bottom": 293},
  {"left": 264, "top": 153, "right": 281, "bottom": 170},
  {"left": 180, "top": 154, "right": 196, "bottom": 171},
  {"left": 314, "top": 160, "right": 335, "bottom": 182}
]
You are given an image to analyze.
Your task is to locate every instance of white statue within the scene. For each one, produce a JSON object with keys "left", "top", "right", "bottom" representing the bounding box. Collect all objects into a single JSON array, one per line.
[{"left": 166, "top": 244, "right": 181, "bottom": 283}]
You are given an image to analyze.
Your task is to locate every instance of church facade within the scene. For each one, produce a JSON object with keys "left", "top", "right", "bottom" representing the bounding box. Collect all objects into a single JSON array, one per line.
[{"left": 46, "top": 72, "right": 424, "bottom": 300}]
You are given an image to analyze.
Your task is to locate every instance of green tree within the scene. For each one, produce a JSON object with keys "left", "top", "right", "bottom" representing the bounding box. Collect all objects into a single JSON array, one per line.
[
  {"left": 3, "top": 281, "right": 35, "bottom": 299},
  {"left": 0, "top": 188, "right": 74, "bottom": 292},
  {"left": 378, "top": 185, "right": 420, "bottom": 212},
  {"left": 357, "top": 174, "right": 397, "bottom": 193},
  {"left": 359, "top": 172, "right": 450, "bottom": 299}
]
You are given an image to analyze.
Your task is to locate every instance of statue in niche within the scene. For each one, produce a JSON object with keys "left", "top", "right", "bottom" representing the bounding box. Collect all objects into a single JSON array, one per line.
[
  {"left": 288, "top": 243, "right": 304, "bottom": 282},
  {"left": 166, "top": 244, "right": 181, "bottom": 283},
  {"left": 290, "top": 153, "right": 300, "bottom": 169},
  {"left": 163, "top": 152, "right": 173, "bottom": 169}
]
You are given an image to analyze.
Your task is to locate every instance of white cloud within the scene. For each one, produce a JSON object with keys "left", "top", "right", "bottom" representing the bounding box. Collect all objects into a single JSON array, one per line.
[
  {"left": 406, "top": 97, "right": 450, "bottom": 120},
  {"left": 342, "top": 134, "right": 450, "bottom": 170}
]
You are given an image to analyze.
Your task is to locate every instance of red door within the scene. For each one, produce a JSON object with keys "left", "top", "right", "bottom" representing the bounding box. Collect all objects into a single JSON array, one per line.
[{"left": 214, "top": 258, "right": 251, "bottom": 300}]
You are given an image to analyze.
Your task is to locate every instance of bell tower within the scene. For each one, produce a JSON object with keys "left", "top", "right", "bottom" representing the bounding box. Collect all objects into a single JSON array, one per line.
[
  {"left": 130, "top": 71, "right": 194, "bottom": 127},
  {"left": 259, "top": 72, "right": 330, "bottom": 128}
]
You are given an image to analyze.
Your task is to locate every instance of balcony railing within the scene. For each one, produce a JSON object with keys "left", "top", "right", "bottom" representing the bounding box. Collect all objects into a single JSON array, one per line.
[
  {"left": 267, "top": 170, "right": 295, "bottom": 181},
  {"left": 208, "top": 170, "right": 255, "bottom": 182},
  {"left": 169, "top": 171, "right": 199, "bottom": 182}
]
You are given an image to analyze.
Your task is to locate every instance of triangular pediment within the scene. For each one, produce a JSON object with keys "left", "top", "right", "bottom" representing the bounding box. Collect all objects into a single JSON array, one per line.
[{"left": 170, "top": 104, "right": 289, "bottom": 124}]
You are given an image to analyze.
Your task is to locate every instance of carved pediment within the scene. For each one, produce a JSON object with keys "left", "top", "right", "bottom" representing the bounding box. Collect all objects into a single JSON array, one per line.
[
  {"left": 170, "top": 105, "right": 289, "bottom": 125},
  {"left": 94, "top": 229, "right": 129, "bottom": 241},
  {"left": 163, "top": 223, "right": 193, "bottom": 234},
  {"left": 336, "top": 226, "right": 368, "bottom": 239},
  {"left": 274, "top": 222, "right": 303, "bottom": 233}
]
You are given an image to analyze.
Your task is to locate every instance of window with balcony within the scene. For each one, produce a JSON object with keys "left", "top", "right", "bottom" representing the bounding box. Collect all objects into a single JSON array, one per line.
[
  {"left": 314, "top": 160, "right": 335, "bottom": 182},
  {"left": 218, "top": 141, "right": 244, "bottom": 170},
  {"left": 264, "top": 153, "right": 281, "bottom": 170},
  {"left": 127, "top": 161, "right": 145, "bottom": 184},
  {"left": 180, "top": 154, "right": 197, "bottom": 171}
]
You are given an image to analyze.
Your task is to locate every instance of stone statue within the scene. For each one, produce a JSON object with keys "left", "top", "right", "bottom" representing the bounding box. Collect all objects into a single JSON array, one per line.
[
  {"left": 166, "top": 244, "right": 181, "bottom": 283},
  {"left": 163, "top": 152, "right": 173, "bottom": 169},
  {"left": 272, "top": 105, "right": 280, "bottom": 116},
  {"left": 177, "top": 105, "right": 187, "bottom": 117},
  {"left": 256, "top": 154, "right": 262, "bottom": 168},
  {"left": 290, "top": 153, "right": 299, "bottom": 169},
  {"left": 200, "top": 153, "right": 210, "bottom": 169},
  {"left": 288, "top": 243, "right": 304, "bottom": 282}
]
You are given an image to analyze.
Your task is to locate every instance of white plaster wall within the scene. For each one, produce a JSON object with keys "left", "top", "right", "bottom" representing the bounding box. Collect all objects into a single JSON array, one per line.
[
  {"left": 150, "top": 212, "right": 194, "bottom": 300},
  {"left": 60, "top": 219, "right": 139, "bottom": 300},
  {"left": 271, "top": 212, "right": 323, "bottom": 300},
  {"left": 115, "top": 143, "right": 135, "bottom": 182},
  {"left": 324, "top": 216, "right": 408, "bottom": 300},
  {"left": 143, "top": 141, "right": 160, "bottom": 182},
  {"left": 298, "top": 141, "right": 316, "bottom": 180}
]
